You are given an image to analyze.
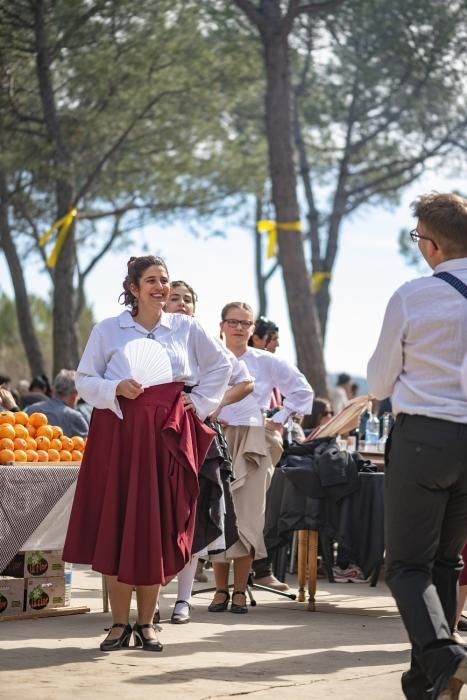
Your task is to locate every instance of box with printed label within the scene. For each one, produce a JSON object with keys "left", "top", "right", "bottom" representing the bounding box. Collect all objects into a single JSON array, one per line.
[
  {"left": 2, "top": 550, "right": 65, "bottom": 578},
  {"left": 25, "top": 576, "right": 66, "bottom": 612},
  {"left": 0, "top": 577, "right": 25, "bottom": 616}
]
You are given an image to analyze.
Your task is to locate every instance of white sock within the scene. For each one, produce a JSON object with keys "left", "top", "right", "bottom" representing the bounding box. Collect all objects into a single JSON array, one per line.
[{"left": 175, "top": 557, "right": 198, "bottom": 614}]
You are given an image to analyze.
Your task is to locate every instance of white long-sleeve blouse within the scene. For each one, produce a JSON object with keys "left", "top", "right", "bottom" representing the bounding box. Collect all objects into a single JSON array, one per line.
[
  {"left": 76, "top": 310, "right": 231, "bottom": 421},
  {"left": 218, "top": 347, "right": 314, "bottom": 427}
]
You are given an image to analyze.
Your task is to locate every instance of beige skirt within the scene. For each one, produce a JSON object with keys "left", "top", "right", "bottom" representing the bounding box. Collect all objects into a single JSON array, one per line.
[{"left": 211, "top": 425, "right": 283, "bottom": 561}]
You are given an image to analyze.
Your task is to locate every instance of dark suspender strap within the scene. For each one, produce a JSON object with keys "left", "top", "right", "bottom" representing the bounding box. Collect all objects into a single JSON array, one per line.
[{"left": 433, "top": 271, "right": 467, "bottom": 300}]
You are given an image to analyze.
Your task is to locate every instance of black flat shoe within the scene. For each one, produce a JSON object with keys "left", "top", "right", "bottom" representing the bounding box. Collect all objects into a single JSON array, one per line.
[
  {"left": 230, "top": 590, "right": 248, "bottom": 614},
  {"left": 99, "top": 623, "right": 132, "bottom": 651},
  {"left": 171, "top": 600, "right": 191, "bottom": 624},
  {"left": 208, "top": 589, "right": 230, "bottom": 612},
  {"left": 133, "top": 622, "right": 163, "bottom": 652}
]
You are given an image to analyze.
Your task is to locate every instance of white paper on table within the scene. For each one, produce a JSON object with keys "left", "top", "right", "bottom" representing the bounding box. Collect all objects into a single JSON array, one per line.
[
  {"left": 22, "top": 482, "right": 77, "bottom": 551},
  {"left": 305, "top": 395, "right": 369, "bottom": 440}
]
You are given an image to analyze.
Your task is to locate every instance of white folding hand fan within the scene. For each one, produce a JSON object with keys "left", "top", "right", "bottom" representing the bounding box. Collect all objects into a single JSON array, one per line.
[{"left": 119, "top": 337, "right": 173, "bottom": 387}]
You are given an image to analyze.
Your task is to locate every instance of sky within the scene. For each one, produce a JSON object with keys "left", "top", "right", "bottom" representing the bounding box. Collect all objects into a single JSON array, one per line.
[{"left": 0, "top": 171, "right": 461, "bottom": 381}]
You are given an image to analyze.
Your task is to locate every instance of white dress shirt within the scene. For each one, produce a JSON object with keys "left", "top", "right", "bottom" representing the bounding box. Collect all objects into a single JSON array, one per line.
[
  {"left": 219, "top": 345, "right": 252, "bottom": 387},
  {"left": 218, "top": 347, "right": 314, "bottom": 427},
  {"left": 367, "top": 257, "right": 467, "bottom": 423},
  {"left": 461, "top": 355, "right": 467, "bottom": 399},
  {"left": 76, "top": 310, "right": 231, "bottom": 421}
]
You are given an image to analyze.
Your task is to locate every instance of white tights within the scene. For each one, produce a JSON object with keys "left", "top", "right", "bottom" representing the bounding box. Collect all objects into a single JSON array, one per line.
[{"left": 155, "top": 556, "right": 199, "bottom": 616}]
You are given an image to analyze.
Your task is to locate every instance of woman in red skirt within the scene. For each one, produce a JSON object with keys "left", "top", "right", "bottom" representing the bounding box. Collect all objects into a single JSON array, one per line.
[{"left": 63, "top": 255, "right": 231, "bottom": 651}]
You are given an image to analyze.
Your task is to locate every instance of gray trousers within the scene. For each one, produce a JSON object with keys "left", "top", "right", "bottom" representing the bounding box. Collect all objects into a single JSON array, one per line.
[{"left": 385, "top": 413, "right": 467, "bottom": 699}]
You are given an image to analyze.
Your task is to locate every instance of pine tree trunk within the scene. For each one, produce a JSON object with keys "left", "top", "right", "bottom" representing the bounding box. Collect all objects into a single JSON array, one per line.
[
  {"left": 0, "top": 172, "right": 47, "bottom": 377},
  {"left": 33, "top": 0, "right": 80, "bottom": 374},
  {"left": 261, "top": 12, "right": 328, "bottom": 396}
]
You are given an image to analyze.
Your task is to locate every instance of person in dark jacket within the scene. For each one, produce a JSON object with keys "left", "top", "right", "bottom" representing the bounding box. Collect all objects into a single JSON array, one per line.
[{"left": 25, "top": 369, "right": 88, "bottom": 437}]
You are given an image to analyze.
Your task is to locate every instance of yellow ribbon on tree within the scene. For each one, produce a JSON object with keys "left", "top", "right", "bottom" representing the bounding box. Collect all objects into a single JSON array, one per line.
[
  {"left": 257, "top": 219, "right": 302, "bottom": 258},
  {"left": 39, "top": 208, "right": 78, "bottom": 269},
  {"left": 311, "top": 271, "right": 331, "bottom": 294}
]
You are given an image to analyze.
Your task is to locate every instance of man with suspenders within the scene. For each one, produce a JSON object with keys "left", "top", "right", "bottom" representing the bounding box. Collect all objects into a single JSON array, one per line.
[{"left": 368, "top": 193, "right": 467, "bottom": 700}]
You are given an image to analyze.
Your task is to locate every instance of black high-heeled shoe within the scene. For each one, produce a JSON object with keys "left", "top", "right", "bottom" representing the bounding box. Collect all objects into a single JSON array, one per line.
[
  {"left": 230, "top": 590, "right": 248, "bottom": 614},
  {"left": 99, "top": 623, "right": 133, "bottom": 651},
  {"left": 171, "top": 599, "right": 191, "bottom": 624},
  {"left": 208, "top": 589, "right": 230, "bottom": 612},
  {"left": 133, "top": 622, "right": 163, "bottom": 652}
]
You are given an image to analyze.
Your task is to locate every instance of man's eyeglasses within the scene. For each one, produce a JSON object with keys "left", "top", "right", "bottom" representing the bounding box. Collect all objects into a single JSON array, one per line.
[
  {"left": 409, "top": 228, "right": 436, "bottom": 246},
  {"left": 223, "top": 319, "right": 254, "bottom": 329}
]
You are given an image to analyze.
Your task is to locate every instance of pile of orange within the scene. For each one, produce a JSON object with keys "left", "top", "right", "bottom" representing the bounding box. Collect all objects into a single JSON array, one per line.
[{"left": 0, "top": 411, "right": 86, "bottom": 465}]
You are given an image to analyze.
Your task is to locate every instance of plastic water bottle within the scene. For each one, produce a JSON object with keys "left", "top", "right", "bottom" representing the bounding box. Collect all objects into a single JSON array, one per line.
[
  {"left": 378, "top": 412, "right": 391, "bottom": 452},
  {"left": 365, "top": 402, "right": 380, "bottom": 446}
]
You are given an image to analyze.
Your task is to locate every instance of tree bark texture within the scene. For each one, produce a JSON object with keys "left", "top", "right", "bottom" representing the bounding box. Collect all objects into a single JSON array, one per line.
[
  {"left": 0, "top": 172, "right": 47, "bottom": 377},
  {"left": 260, "top": 2, "right": 328, "bottom": 396},
  {"left": 254, "top": 195, "right": 268, "bottom": 317},
  {"left": 33, "top": 0, "right": 80, "bottom": 374}
]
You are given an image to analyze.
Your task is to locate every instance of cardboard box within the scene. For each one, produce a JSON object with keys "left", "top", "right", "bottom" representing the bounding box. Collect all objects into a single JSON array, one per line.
[
  {"left": 25, "top": 575, "right": 66, "bottom": 612},
  {"left": 0, "top": 577, "right": 25, "bottom": 616},
  {"left": 2, "top": 550, "right": 65, "bottom": 579}
]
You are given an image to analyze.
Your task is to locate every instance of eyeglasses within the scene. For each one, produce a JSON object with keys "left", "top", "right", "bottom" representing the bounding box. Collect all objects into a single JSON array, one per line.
[
  {"left": 223, "top": 319, "right": 254, "bottom": 329},
  {"left": 409, "top": 228, "right": 436, "bottom": 246}
]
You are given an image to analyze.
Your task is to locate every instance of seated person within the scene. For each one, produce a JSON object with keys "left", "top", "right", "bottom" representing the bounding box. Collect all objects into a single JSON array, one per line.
[
  {"left": 25, "top": 369, "right": 88, "bottom": 437},
  {"left": 20, "top": 375, "right": 52, "bottom": 409}
]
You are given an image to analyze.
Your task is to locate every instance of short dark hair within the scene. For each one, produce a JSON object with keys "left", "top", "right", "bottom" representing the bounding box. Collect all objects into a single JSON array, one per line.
[
  {"left": 119, "top": 255, "right": 169, "bottom": 316},
  {"left": 248, "top": 316, "right": 279, "bottom": 346},
  {"left": 411, "top": 192, "right": 467, "bottom": 257},
  {"left": 0, "top": 374, "right": 11, "bottom": 385},
  {"left": 29, "top": 375, "right": 51, "bottom": 394},
  {"left": 336, "top": 373, "right": 351, "bottom": 386}
]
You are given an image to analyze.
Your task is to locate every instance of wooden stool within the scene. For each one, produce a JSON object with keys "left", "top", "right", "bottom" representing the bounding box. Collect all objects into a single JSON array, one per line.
[
  {"left": 297, "top": 529, "right": 318, "bottom": 611},
  {"left": 102, "top": 575, "right": 109, "bottom": 612}
]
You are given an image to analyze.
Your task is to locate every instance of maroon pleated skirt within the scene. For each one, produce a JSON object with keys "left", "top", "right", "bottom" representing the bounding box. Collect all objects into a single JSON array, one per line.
[{"left": 63, "top": 382, "right": 214, "bottom": 585}]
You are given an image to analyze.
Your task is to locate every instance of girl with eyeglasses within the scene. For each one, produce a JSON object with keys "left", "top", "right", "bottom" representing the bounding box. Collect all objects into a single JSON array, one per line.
[{"left": 208, "top": 302, "right": 314, "bottom": 614}]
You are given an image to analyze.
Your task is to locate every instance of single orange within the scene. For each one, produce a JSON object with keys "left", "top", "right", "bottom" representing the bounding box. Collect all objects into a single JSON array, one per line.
[
  {"left": 13, "top": 437, "right": 28, "bottom": 451},
  {"left": 0, "top": 437, "right": 14, "bottom": 450},
  {"left": 25, "top": 436, "right": 37, "bottom": 450},
  {"left": 51, "top": 425, "right": 63, "bottom": 439},
  {"left": 36, "top": 424, "right": 54, "bottom": 440},
  {"left": 28, "top": 412, "right": 48, "bottom": 428},
  {"left": 14, "top": 449, "right": 27, "bottom": 463},
  {"left": 47, "top": 448, "right": 60, "bottom": 462},
  {"left": 26, "top": 424, "right": 36, "bottom": 437},
  {"left": 37, "top": 450, "right": 48, "bottom": 462},
  {"left": 0, "top": 411, "right": 15, "bottom": 425},
  {"left": 35, "top": 435, "right": 51, "bottom": 451},
  {"left": 0, "top": 424, "right": 16, "bottom": 441},
  {"left": 71, "top": 449, "right": 83, "bottom": 462},
  {"left": 14, "top": 411, "right": 29, "bottom": 426},
  {"left": 0, "top": 448, "right": 15, "bottom": 464},
  {"left": 60, "top": 436, "right": 74, "bottom": 451},
  {"left": 50, "top": 438, "right": 62, "bottom": 451},
  {"left": 14, "top": 424, "right": 29, "bottom": 440},
  {"left": 26, "top": 449, "right": 39, "bottom": 462},
  {"left": 71, "top": 436, "right": 85, "bottom": 450},
  {"left": 59, "top": 450, "right": 72, "bottom": 462}
]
